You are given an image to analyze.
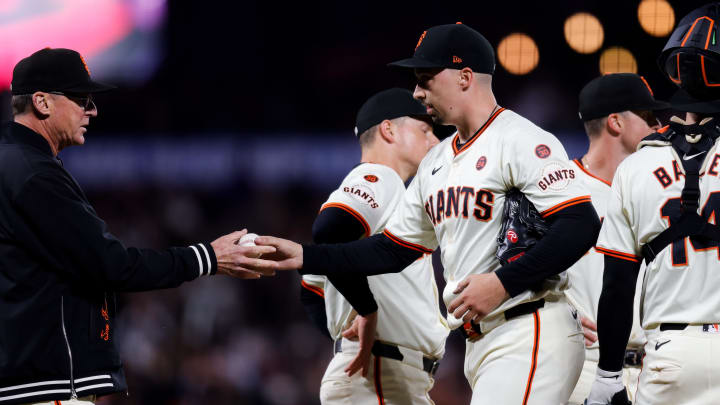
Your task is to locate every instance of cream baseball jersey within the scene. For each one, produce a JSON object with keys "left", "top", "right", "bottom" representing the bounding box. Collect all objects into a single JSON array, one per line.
[
  {"left": 303, "top": 163, "right": 448, "bottom": 357},
  {"left": 384, "top": 108, "right": 591, "bottom": 330},
  {"left": 597, "top": 137, "right": 720, "bottom": 327},
  {"left": 565, "top": 160, "right": 645, "bottom": 351}
]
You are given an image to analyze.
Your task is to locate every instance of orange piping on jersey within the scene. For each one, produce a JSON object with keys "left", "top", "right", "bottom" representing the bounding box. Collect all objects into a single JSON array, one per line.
[
  {"left": 321, "top": 202, "right": 371, "bottom": 237},
  {"left": 522, "top": 310, "right": 541, "bottom": 405},
  {"left": 595, "top": 246, "right": 641, "bottom": 262},
  {"left": 374, "top": 356, "right": 385, "bottom": 405},
  {"left": 658, "top": 125, "right": 670, "bottom": 134},
  {"left": 573, "top": 159, "right": 611, "bottom": 186},
  {"left": 539, "top": 196, "right": 592, "bottom": 218},
  {"left": 452, "top": 107, "right": 506, "bottom": 155},
  {"left": 383, "top": 230, "right": 434, "bottom": 254},
  {"left": 301, "top": 280, "right": 324, "bottom": 298}
]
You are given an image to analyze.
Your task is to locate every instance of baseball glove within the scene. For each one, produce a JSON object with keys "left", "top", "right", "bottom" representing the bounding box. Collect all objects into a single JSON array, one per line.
[{"left": 496, "top": 188, "right": 549, "bottom": 265}]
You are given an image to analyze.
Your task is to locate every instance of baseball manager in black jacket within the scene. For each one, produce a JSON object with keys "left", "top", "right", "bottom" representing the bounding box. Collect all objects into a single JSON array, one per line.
[{"left": 0, "top": 48, "right": 278, "bottom": 405}]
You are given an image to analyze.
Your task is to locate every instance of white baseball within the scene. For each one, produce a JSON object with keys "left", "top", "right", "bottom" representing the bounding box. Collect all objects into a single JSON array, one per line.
[{"left": 238, "top": 233, "right": 258, "bottom": 247}]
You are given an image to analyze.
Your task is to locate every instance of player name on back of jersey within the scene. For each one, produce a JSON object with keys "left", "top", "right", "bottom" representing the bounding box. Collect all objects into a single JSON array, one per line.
[{"left": 652, "top": 153, "right": 720, "bottom": 188}]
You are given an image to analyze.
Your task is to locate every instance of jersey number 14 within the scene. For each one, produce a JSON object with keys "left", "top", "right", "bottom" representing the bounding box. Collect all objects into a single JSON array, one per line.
[{"left": 660, "top": 192, "right": 720, "bottom": 266}]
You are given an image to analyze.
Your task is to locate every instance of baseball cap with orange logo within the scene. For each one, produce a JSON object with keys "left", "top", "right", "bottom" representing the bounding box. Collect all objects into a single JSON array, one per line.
[
  {"left": 388, "top": 23, "right": 495, "bottom": 74},
  {"left": 11, "top": 48, "right": 115, "bottom": 95}
]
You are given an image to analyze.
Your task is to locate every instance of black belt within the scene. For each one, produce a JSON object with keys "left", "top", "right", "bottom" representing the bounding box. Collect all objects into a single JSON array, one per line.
[
  {"left": 461, "top": 299, "right": 545, "bottom": 340},
  {"left": 334, "top": 340, "right": 440, "bottom": 376},
  {"left": 624, "top": 348, "right": 644, "bottom": 367},
  {"left": 660, "top": 323, "right": 688, "bottom": 331}
]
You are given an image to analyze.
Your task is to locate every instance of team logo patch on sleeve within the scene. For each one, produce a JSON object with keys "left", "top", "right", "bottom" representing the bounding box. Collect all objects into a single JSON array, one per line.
[
  {"left": 364, "top": 174, "right": 379, "bottom": 183},
  {"left": 476, "top": 156, "right": 487, "bottom": 170},
  {"left": 343, "top": 184, "right": 379, "bottom": 208},
  {"left": 535, "top": 144, "right": 551, "bottom": 159},
  {"left": 537, "top": 163, "right": 575, "bottom": 191}
]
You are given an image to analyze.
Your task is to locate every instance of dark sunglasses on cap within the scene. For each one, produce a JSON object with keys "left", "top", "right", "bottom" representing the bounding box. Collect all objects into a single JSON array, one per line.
[
  {"left": 630, "top": 110, "right": 660, "bottom": 127},
  {"left": 48, "top": 91, "right": 96, "bottom": 111}
]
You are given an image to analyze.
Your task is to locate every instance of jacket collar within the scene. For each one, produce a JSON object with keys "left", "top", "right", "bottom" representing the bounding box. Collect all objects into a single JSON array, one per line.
[{"left": 2, "top": 121, "right": 55, "bottom": 157}]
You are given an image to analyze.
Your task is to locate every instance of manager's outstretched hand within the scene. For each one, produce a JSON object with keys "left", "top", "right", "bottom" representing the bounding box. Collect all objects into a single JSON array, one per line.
[
  {"left": 211, "top": 230, "right": 280, "bottom": 278},
  {"left": 254, "top": 236, "right": 304, "bottom": 270}
]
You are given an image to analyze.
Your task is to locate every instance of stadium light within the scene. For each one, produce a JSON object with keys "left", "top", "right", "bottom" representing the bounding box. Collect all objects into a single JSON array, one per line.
[
  {"left": 564, "top": 12, "right": 604, "bottom": 54},
  {"left": 638, "top": 0, "right": 675, "bottom": 37},
  {"left": 599, "top": 47, "right": 638, "bottom": 74},
  {"left": 497, "top": 33, "right": 539, "bottom": 75}
]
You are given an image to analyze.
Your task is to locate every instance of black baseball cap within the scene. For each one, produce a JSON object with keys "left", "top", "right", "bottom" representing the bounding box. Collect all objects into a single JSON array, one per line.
[
  {"left": 388, "top": 23, "right": 495, "bottom": 74},
  {"left": 354, "top": 88, "right": 430, "bottom": 136},
  {"left": 11, "top": 48, "right": 115, "bottom": 95},
  {"left": 578, "top": 73, "right": 670, "bottom": 121}
]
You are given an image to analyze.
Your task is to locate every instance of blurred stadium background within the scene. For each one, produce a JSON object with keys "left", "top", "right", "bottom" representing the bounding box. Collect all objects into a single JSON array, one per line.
[{"left": 0, "top": 0, "right": 702, "bottom": 404}]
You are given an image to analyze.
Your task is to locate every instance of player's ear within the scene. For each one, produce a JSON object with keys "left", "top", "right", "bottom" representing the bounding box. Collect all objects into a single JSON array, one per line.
[
  {"left": 32, "top": 92, "right": 52, "bottom": 116},
  {"left": 459, "top": 68, "right": 473, "bottom": 90},
  {"left": 606, "top": 113, "right": 622, "bottom": 136},
  {"left": 377, "top": 119, "right": 395, "bottom": 144}
]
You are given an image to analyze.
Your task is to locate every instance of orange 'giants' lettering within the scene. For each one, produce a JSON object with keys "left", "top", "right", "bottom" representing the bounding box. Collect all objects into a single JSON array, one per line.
[
  {"left": 473, "top": 190, "right": 494, "bottom": 221},
  {"left": 425, "top": 187, "right": 493, "bottom": 225}
]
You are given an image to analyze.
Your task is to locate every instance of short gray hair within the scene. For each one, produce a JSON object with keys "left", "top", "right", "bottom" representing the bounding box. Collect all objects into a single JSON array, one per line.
[{"left": 11, "top": 94, "right": 33, "bottom": 116}]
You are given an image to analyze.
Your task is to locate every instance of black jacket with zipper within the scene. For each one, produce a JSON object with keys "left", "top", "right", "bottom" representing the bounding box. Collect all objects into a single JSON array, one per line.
[{"left": 0, "top": 122, "right": 218, "bottom": 404}]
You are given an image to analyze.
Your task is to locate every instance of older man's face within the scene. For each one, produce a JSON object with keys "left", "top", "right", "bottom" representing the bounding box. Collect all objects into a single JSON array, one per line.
[{"left": 48, "top": 93, "right": 97, "bottom": 150}]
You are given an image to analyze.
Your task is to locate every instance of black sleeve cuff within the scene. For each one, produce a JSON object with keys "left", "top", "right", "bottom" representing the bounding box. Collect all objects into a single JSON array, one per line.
[
  {"left": 495, "top": 264, "right": 527, "bottom": 298},
  {"left": 188, "top": 242, "right": 217, "bottom": 277},
  {"left": 300, "top": 244, "right": 323, "bottom": 276}
]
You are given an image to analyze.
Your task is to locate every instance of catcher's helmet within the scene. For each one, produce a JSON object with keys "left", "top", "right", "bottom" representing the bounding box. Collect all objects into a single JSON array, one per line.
[{"left": 658, "top": 3, "right": 720, "bottom": 101}]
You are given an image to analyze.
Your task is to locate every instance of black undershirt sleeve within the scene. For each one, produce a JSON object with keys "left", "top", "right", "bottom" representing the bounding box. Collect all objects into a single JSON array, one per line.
[
  {"left": 494, "top": 201, "right": 601, "bottom": 297},
  {"left": 597, "top": 255, "right": 641, "bottom": 371},
  {"left": 311, "top": 207, "right": 368, "bottom": 244},
  {"left": 299, "top": 285, "right": 331, "bottom": 339},
  {"left": 301, "top": 232, "right": 423, "bottom": 315},
  {"left": 301, "top": 233, "right": 423, "bottom": 278},
  {"left": 300, "top": 207, "right": 377, "bottom": 325}
]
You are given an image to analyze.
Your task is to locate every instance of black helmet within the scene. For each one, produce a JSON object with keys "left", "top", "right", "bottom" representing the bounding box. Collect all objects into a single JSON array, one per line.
[{"left": 658, "top": 3, "right": 720, "bottom": 101}]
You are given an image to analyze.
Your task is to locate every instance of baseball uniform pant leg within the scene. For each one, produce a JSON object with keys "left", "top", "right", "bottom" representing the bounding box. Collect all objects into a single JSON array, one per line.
[
  {"left": 634, "top": 327, "right": 720, "bottom": 405},
  {"left": 567, "top": 349, "right": 598, "bottom": 405},
  {"left": 320, "top": 339, "right": 435, "bottom": 405},
  {"left": 623, "top": 364, "right": 641, "bottom": 402},
  {"left": 568, "top": 350, "right": 641, "bottom": 405},
  {"left": 465, "top": 299, "right": 584, "bottom": 405}
]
